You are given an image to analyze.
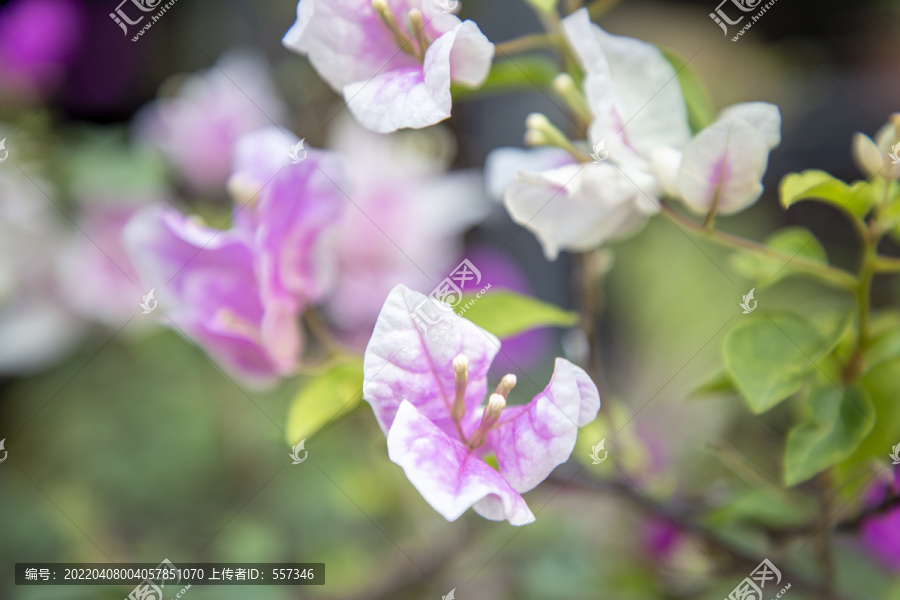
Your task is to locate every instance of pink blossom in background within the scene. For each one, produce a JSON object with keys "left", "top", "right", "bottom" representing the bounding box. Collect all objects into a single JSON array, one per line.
[
  {"left": 322, "top": 118, "right": 489, "bottom": 338},
  {"left": 135, "top": 51, "right": 288, "bottom": 194},
  {"left": 125, "top": 148, "right": 346, "bottom": 387},
  {"left": 641, "top": 517, "right": 683, "bottom": 562},
  {"left": 283, "top": 0, "right": 494, "bottom": 133},
  {"left": 0, "top": 0, "right": 83, "bottom": 101},
  {"left": 363, "top": 285, "right": 600, "bottom": 525}
]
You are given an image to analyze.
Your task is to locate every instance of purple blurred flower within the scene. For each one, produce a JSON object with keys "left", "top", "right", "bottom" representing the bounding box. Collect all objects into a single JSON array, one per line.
[
  {"left": 283, "top": 0, "right": 494, "bottom": 133},
  {"left": 641, "top": 517, "right": 683, "bottom": 562},
  {"left": 860, "top": 468, "right": 900, "bottom": 571},
  {"left": 125, "top": 150, "right": 345, "bottom": 386},
  {"left": 0, "top": 0, "right": 83, "bottom": 100},
  {"left": 363, "top": 284, "right": 600, "bottom": 525},
  {"left": 135, "top": 51, "right": 287, "bottom": 193}
]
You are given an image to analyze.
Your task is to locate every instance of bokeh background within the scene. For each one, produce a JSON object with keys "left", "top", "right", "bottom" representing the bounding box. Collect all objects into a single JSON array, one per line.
[{"left": 1, "top": 0, "right": 900, "bottom": 598}]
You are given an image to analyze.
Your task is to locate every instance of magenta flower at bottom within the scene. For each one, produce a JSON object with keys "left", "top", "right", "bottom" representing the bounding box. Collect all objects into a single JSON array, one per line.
[{"left": 363, "top": 285, "right": 600, "bottom": 525}]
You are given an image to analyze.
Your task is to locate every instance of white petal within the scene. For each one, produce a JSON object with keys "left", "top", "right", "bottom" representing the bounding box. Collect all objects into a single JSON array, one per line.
[
  {"left": 677, "top": 118, "right": 769, "bottom": 215},
  {"left": 484, "top": 147, "right": 574, "bottom": 200},
  {"left": 561, "top": 8, "right": 691, "bottom": 157},
  {"left": 503, "top": 163, "right": 659, "bottom": 260},
  {"left": 650, "top": 146, "right": 683, "bottom": 199},
  {"left": 718, "top": 102, "right": 782, "bottom": 150},
  {"left": 447, "top": 20, "right": 494, "bottom": 87}
]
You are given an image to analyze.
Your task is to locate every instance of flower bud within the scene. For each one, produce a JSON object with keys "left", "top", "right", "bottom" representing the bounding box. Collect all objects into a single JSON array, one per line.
[
  {"left": 494, "top": 374, "right": 517, "bottom": 399},
  {"left": 451, "top": 354, "right": 468, "bottom": 422}
]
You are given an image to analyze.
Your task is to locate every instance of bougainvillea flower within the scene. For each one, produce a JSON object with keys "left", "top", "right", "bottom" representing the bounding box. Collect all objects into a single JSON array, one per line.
[
  {"left": 363, "top": 285, "right": 600, "bottom": 525},
  {"left": 283, "top": 0, "right": 494, "bottom": 133},
  {"left": 125, "top": 205, "right": 299, "bottom": 387},
  {"left": 135, "top": 51, "right": 287, "bottom": 193},
  {"left": 125, "top": 146, "right": 345, "bottom": 386}
]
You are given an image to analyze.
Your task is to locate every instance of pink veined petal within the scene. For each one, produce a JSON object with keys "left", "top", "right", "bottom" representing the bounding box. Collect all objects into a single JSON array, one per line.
[
  {"left": 363, "top": 284, "right": 500, "bottom": 436},
  {"left": 485, "top": 358, "right": 600, "bottom": 493},
  {"left": 282, "top": 0, "right": 421, "bottom": 92},
  {"left": 677, "top": 117, "right": 769, "bottom": 215},
  {"left": 344, "top": 66, "right": 451, "bottom": 133},
  {"left": 387, "top": 401, "right": 535, "bottom": 525}
]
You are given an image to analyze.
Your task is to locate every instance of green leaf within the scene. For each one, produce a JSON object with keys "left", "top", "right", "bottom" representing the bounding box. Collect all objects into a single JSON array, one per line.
[
  {"left": 840, "top": 358, "right": 900, "bottom": 472},
  {"left": 661, "top": 48, "right": 715, "bottom": 133},
  {"left": 451, "top": 56, "right": 559, "bottom": 100},
  {"left": 689, "top": 369, "right": 737, "bottom": 399},
  {"left": 729, "top": 227, "right": 828, "bottom": 287},
  {"left": 723, "top": 312, "right": 837, "bottom": 413},
  {"left": 780, "top": 170, "right": 876, "bottom": 218},
  {"left": 523, "top": 0, "right": 559, "bottom": 13},
  {"left": 784, "top": 384, "right": 875, "bottom": 486},
  {"left": 285, "top": 361, "right": 364, "bottom": 445},
  {"left": 460, "top": 290, "right": 578, "bottom": 338},
  {"left": 706, "top": 488, "right": 815, "bottom": 528}
]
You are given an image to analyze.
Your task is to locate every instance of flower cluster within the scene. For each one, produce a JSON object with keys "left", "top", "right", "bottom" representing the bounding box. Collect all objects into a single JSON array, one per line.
[{"left": 488, "top": 8, "right": 781, "bottom": 259}]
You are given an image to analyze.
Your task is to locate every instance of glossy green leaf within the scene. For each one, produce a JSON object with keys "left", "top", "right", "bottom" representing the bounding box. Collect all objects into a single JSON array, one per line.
[
  {"left": 840, "top": 358, "right": 900, "bottom": 471},
  {"left": 729, "top": 227, "right": 828, "bottom": 286},
  {"left": 723, "top": 312, "right": 836, "bottom": 413},
  {"left": 689, "top": 369, "right": 737, "bottom": 399},
  {"left": 285, "top": 361, "right": 364, "bottom": 445},
  {"left": 780, "top": 170, "right": 876, "bottom": 218},
  {"left": 460, "top": 290, "right": 578, "bottom": 338},
  {"left": 661, "top": 48, "right": 715, "bottom": 133},
  {"left": 784, "top": 384, "right": 875, "bottom": 486}
]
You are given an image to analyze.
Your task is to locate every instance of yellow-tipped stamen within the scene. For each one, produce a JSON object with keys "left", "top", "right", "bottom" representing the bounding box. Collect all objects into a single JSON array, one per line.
[
  {"left": 469, "top": 393, "right": 506, "bottom": 448},
  {"left": 525, "top": 113, "right": 591, "bottom": 162},
  {"left": 552, "top": 74, "right": 592, "bottom": 127},
  {"left": 451, "top": 354, "right": 468, "bottom": 422},
  {"left": 407, "top": 9, "right": 430, "bottom": 61},
  {"left": 372, "top": 0, "right": 416, "bottom": 56},
  {"left": 494, "top": 374, "right": 517, "bottom": 399}
]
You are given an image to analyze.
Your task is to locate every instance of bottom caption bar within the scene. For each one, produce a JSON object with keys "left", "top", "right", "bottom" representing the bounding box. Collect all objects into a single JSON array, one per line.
[{"left": 16, "top": 562, "right": 324, "bottom": 585}]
